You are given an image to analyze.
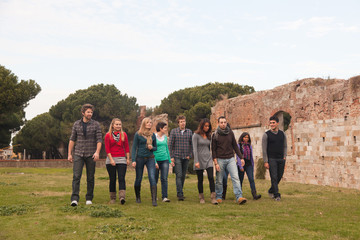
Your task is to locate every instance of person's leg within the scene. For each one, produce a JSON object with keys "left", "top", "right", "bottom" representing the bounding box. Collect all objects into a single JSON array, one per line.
[
  {"left": 117, "top": 163, "right": 127, "bottom": 204},
  {"left": 245, "top": 165, "right": 255, "bottom": 191},
  {"left": 84, "top": 156, "right": 96, "bottom": 201},
  {"left": 206, "top": 167, "right": 215, "bottom": 193},
  {"left": 174, "top": 158, "right": 183, "bottom": 197},
  {"left": 215, "top": 159, "right": 225, "bottom": 200},
  {"left": 276, "top": 159, "right": 286, "bottom": 198},
  {"left": 222, "top": 168, "right": 229, "bottom": 200},
  {"left": 196, "top": 170, "right": 204, "bottom": 193},
  {"left": 71, "top": 155, "right": 85, "bottom": 202},
  {"left": 134, "top": 158, "right": 145, "bottom": 203},
  {"left": 146, "top": 158, "right": 157, "bottom": 206},
  {"left": 227, "top": 157, "right": 244, "bottom": 201},
  {"left": 268, "top": 158, "right": 278, "bottom": 197},
  {"left": 155, "top": 163, "right": 160, "bottom": 185},
  {"left": 106, "top": 164, "right": 117, "bottom": 192},
  {"left": 238, "top": 166, "right": 245, "bottom": 188},
  {"left": 181, "top": 158, "right": 189, "bottom": 194},
  {"left": 158, "top": 161, "right": 169, "bottom": 199}
]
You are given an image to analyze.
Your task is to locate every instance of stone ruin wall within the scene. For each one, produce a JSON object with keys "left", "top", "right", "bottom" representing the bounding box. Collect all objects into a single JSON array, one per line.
[{"left": 211, "top": 76, "right": 360, "bottom": 189}]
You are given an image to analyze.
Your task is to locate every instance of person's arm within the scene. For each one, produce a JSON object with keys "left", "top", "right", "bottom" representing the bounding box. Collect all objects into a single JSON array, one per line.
[
  {"left": 262, "top": 133, "right": 269, "bottom": 169},
  {"left": 232, "top": 132, "right": 243, "bottom": 159},
  {"left": 211, "top": 134, "right": 220, "bottom": 172},
  {"left": 68, "top": 123, "right": 77, "bottom": 163},
  {"left": 68, "top": 140, "right": 75, "bottom": 163},
  {"left": 123, "top": 133, "right": 130, "bottom": 165},
  {"left": 104, "top": 134, "right": 115, "bottom": 166},
  {"left": 131, "top": 133, "right": 139, "bottom": 163},
  {"left": 188, "top": 130, "right": 193, "bottom": 159},
  {"left": 93, "top": 122, "right": 102, "bottom": 160},
  {"left": 283, "top": 132, "right": 287, "bottom": 160},
  {"left": 164, "top": 136, "right": 172, "bottom": 165},
  {"left": 151, "top": 134, "right": 157, "bottom": 152},
  {"left": 169, "top": 129, "right": 175, "bottom": 162},
  {"left": 236, "top": 143, "right": 244, "bottom": 170},
  {"left": 192, "top": 134, "right": 200, "bottom": 168}
]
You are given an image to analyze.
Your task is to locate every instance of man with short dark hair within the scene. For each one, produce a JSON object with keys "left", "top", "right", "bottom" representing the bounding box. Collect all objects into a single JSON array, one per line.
[
  {"left": 262, "top": 115, "right": 287, "bottom": 201},
  {"left": 68, "top": 104, "right": 102, "bottom": 206},
  {"left": 168, "top": 115, "right": 192, "bottom": 201},
  {"left": 212, "top": 116, "right": 247, "bottom": 205}
]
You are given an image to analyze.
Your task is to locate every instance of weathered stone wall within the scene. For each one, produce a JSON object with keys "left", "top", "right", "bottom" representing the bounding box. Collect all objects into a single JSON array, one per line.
[{"left": 211, "top": 76, "right": 360, "bottom": 189}]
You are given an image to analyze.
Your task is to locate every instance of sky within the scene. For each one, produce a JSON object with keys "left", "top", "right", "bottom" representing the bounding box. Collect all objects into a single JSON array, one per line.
[{"left": 1, "top": 0, "right": 360, "bottom": 120}]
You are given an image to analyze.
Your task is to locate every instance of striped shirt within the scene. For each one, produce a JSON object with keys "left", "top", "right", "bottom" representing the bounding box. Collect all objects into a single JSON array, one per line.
[
  {"left": 70, "top": 119, "right": 102, "bottom": 157},
  {"left": 168, "top": 127, "right": 193, "bottom": 159}
]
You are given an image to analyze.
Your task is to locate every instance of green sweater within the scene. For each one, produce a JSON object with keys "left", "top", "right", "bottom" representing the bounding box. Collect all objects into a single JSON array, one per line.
[{"left": 153, "top": 134, "right": 171, "bottom": 163}]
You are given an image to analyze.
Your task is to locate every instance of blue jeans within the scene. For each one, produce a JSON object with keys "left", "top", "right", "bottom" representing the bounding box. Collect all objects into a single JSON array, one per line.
[
  {"left": 223, "top": 168, "right": 229, "bottom": 186},
  {"left": 215, "top": 157, "right": 243, "bottom": 200},
  {"left": 71, "top": 155, "right": 96, "bottom": 202},
  {"left": 174, "top": 158, "right": 189, "bottom": 197},
  {"left": 155, "top": 161, "right": 169, "bottom": 199},
  {"left": 238, "top": 165, "right": 256, "bottom": 191},
  {"left": 134, "top": 157, "right": 156, "bottom": 187}
]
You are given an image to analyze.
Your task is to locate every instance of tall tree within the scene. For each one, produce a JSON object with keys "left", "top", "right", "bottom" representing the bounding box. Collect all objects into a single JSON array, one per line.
[
  {"left": 155, "top": 82, "right": 255, "bottom": 130},
  {"left": 0, "top": 65, "right": 41, "bottom": 148}
]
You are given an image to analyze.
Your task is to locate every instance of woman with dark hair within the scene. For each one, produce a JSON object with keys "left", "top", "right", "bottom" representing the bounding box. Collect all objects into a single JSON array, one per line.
[
  {"left": 192, "top": 118, "right": 217, "bottom": 204},
  {"left": 131, "top": 117, "right": 158, "bottom": 206},
  {"left": 154, "top": 121, "right": 174, "bottom": 202},
  {"left": 237, "top": 132, "right": 261, "bottom": 200}
]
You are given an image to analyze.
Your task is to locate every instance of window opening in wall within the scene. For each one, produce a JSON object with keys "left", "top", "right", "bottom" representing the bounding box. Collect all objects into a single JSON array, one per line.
[
  {"left": 273, "top": 111, "right": 292, "bottom": 132},
  {"left": 323, "top": 137, "right": 325, "bottom": 142},
  {"left": 354, "top": 136, "right": 356, "bottom": 143}
]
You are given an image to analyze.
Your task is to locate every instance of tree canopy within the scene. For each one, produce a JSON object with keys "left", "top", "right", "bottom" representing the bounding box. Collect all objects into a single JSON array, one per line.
[
  {"left": 13, "top": 84, "right": 138, "bottom": 158},
  {"left": 0, "top": 65, "right": 41, "bottom": 148},
  {"left": 155, "top": 82, "right": 255, "bottom": 130}
]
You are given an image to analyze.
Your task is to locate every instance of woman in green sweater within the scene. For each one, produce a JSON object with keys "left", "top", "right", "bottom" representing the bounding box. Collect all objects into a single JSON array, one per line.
[
  {"left": 154, "top": 122, "right": 174, "bottom": 202},
  {"left": 131, "top": 117, "right": 158, "bottom": 206}
]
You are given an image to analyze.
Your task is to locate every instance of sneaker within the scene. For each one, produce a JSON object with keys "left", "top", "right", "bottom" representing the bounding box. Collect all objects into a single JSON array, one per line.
[
  {"left": 162, "top": 198, "right": 171, "bottom": 202},
  {"left": 70, "top": 200, "right": 78, "bottom": 207},
  {"left": 237, "top": 197, "right": 247, "bottom": 205},
  {"left": 274, "top": 196, "right": 281, "bottom": 201},
  {"left": 86, "top": 200, "right": 93, "bottom": 205},
  {"left": 216, "top": 199, "right": 222, "bottom": 204}
]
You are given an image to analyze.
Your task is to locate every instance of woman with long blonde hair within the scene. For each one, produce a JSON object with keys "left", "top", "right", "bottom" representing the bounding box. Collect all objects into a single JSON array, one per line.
[
  {"left": 104, "top": 118, "right": 130, "bottom": 204},
  {"left": 131, "top": 117, "right": 158, "bottom": 206}
]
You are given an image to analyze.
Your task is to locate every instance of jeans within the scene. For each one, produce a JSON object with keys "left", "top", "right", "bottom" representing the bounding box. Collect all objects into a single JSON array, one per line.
[
  {"left": 222, "top": 168, "right": 229, "bottom": 186},
  {"left": 196, "top": 167, "right": 215, "bottom": 193},
  {"left": 106, "top": 163, "right": 127, "bottom": 192},
  {"left": 174, "top": 158, "right": 189, "bottom": 197},
  {"left": 134, "top": 157, "right": 156, "bottom": 187},
  {"left": 238, "top": 164, "right": 256, "bottom": 191},
  {"left": 215, "top": 157, "right": 243, "bottom": 200},
  {"left": 268, "top": 158, "right": 286, "bottom": 198},
  {"left": 155, "top": 161, "right": 169, "bottom": 199},
  {"left": 71, "top": 155, "right": 96, "bottom": 202}
]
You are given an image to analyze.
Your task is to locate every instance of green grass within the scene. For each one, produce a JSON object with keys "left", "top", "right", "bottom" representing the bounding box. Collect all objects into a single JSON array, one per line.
[{"left": 0, "top": 167, "right": 359, "bottom": 240}]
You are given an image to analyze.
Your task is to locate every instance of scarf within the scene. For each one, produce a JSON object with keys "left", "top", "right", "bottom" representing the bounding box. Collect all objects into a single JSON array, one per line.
[
  {"left": 242, "top": 143, "right": 251, "bottom": 160},
  {"left": 139, "top": 129, "right": 153, "bottom": 149}
]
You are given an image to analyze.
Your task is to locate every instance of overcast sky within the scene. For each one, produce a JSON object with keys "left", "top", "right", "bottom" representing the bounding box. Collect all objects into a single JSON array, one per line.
[{"left": 1, "top": 0, "right": 359, "bottom": 120}]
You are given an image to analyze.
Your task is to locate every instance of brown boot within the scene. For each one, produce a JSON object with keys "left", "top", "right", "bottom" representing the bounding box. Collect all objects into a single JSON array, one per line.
[
  {"left": 119, "top": 190, "right": 126, "bottom": 204},
  {"left": 109, "top": 192, "right": 116, "bottom": 204},
  {"left": 210, "top": 192, "right": 218, "bottom": 205},
  {"left": 199, "top": 193, "right": 205, "bottom": 204}
]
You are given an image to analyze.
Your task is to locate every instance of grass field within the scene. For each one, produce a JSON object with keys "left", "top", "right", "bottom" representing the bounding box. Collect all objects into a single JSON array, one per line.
[{"left": 0, "top": 167, "right": 359, "bottom": 240}]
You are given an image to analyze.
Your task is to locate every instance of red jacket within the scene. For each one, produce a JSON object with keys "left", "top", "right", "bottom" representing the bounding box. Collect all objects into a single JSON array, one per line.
[{"left": 104, "top": 132, "right": 130, "bottom": 157}]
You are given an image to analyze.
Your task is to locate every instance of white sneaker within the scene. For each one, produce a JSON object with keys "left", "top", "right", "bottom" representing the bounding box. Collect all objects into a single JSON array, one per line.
[
  {"left": 162, "top": 198, "right": 170, "bottom": 202},
  {"left": 70, "top": 200, "right": 78, "bottom": 207},
  {"left": 86, "top": 200, "right": 93, "bottom": 205}
]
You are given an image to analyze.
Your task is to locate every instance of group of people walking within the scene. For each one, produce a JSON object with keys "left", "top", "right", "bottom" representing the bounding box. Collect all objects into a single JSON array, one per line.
[{"left": 68, "top": 104, "right": 287, "bottom": 207}]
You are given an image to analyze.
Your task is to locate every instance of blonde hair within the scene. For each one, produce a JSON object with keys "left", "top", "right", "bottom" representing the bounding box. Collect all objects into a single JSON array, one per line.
[
  {"left": 108, "top": 118, "right": 124, "bottom": 141},
  {"left": 138, "top": 117, "right": 152, "bottom": 135}
]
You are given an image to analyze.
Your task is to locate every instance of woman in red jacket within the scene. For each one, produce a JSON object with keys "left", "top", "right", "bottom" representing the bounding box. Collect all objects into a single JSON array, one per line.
[{"left": 104, "top": 118, "right": 130, "bottom": 204}]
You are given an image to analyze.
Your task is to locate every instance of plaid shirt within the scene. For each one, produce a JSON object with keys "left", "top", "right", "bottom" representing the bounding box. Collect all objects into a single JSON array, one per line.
[
  {"left": 168, "top": 127, "right": 193, "bottom": 159},
  {"left": 70, "top": 119, "right": 102, "bottom": 157}
]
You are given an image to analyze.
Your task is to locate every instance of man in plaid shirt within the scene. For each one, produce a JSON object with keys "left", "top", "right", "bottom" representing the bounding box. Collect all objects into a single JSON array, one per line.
[
  {"left": 68, "top": 104, "right": 102, "bottom": 206},
  {"left": 168, "top": 115, "right": 193, "bottom": 200}
]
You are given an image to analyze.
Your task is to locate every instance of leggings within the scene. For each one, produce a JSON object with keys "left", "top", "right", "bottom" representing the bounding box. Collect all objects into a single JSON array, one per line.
[
  {"left": 195, "top": 167, "right": 215, "bottom": 193},
  {"left": 106, "top": 163, "right": 127, "bottom": 192}
]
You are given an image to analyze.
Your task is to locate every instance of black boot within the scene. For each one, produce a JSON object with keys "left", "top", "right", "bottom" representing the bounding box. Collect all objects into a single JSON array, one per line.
[
  {"left": 134, "top": 186, "right": 141, "bottom": 203},
  {"left": 252, "top": 189, "right": 261, "bottom": 200},
  {"left": 151, "top": 185, "right": 157, "bottom": 207},
  {"left": 222, "top": 184, "right": 227, "bottom": 200}
]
